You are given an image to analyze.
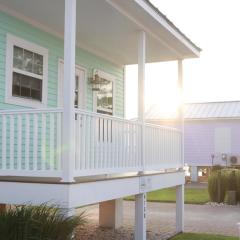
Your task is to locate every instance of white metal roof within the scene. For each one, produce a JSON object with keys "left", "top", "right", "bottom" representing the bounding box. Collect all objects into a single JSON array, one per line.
[
  {"left": 185, "top": 101, "right": 240, "bottom": 119},
  {"left": 146, "top": 101, "right": 240, "bottom": 120}
]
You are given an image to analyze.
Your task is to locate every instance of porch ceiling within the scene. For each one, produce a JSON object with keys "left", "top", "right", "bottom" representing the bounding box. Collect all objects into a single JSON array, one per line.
[{"left": 0, "top": 0, "right": 201, "bottom": 65}]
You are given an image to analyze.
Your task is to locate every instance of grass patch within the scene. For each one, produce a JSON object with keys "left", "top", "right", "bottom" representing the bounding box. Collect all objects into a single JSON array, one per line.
[
  {"left": 170, "top": 233, "right": 238, "bottom": 240},
  {"left": 125, "top": 187, "right": 209, "bottom": 204}
]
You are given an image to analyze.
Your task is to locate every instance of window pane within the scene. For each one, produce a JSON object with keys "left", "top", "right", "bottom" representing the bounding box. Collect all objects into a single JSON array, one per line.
[
  {"left": 75, "top": 76, "right": 79, "bottom": 107},
  {"left": 23, "top": 49, "right": 34, "bottom": 73},
  {"left": 12, "top": 72, "right": 20, "bottom": 96},
  {"left": 33, "top": 53, "right": 43, "bottom": 75},
  {"left": 12, "top": 72, "right": 42, "bottom": 101},
  {"left": 13, "top": 46, "right": 44, "bottom": 77},
  {"left": 13, "top": 46, "right": 23, "bottom": 70}
]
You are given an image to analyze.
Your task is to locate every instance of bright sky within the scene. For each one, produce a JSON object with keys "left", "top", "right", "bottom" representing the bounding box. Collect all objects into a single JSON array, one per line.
[{"left": 125, "top": 0, "right": 240, "bottom": 119}]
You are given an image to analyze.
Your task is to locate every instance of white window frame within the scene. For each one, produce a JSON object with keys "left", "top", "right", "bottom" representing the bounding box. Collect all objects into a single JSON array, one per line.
[
  {"left": 5, "top": 34, "right": 48, "bottom": 108},
  {"left": 93, "top": 69, "right": 116, "bottom": 115}
]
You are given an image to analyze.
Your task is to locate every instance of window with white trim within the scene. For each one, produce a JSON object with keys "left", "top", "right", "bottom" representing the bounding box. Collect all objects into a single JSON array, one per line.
[{"left": 6, "top": 34, "right": 48, "bottom": 107}]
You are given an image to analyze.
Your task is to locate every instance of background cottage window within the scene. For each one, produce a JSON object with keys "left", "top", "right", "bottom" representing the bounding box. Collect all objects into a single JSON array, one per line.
[{"left": 6, "top": 34, "right": 48, "bottom": 107}]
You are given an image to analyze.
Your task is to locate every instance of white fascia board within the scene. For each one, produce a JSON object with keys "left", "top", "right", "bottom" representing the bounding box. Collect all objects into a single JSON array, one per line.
[{"left": 134, "top": 0, "right": 201, "bottom": 58}]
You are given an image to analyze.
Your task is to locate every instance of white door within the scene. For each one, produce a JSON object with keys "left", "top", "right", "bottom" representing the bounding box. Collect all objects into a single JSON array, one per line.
[{"left": 58, "top": 61, "right": 85, "bottom": 109}]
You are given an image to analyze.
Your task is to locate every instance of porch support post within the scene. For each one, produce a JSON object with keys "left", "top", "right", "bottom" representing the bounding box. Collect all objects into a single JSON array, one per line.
[
  {"left": 135, "top": 193, "right": 147, "bottom": 240},
  {"left": 62, "top": 0, "right": 76, "bottom": 182},
  {"left": 176, "top": 184, "right": 184, "bottom": 232},
  {"left": 138, "top": 31, "right": 146, "bottom": 171},
  {"left": 99, "top": 198, "right": 123, "bottom": 229},
  {"left": 0, "top": 204, "right": 6, "bottom": 212}
]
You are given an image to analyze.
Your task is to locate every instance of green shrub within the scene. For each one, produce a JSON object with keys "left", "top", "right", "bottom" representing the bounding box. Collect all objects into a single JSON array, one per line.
[
  {"left": 0, "top": 203, "right": 86, "bottom": 240},
  {"left": 208, "top": 171, "right": 227, "bottom": 202}
]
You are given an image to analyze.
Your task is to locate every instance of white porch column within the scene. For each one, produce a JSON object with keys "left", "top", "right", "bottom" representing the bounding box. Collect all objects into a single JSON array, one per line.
[
  {"left": 135, "top": 193, "right": 147, "bottom": 240},
  {"left": 138, "top": 31, "right": 146, "bottom": 171},
  {"left": 135, "top": 30, "right": 147, "bottom": 240},
  {"left": 176, "top": 184, "right": 184, "bottom": 232},
  {"left": 62, "top": 0, "right": 76, "bottom": 182},
  {"left": 178, "top": 60, "right": 184, "bottom": 167},
  {"left": 99, "top": 199, "right": 123, "bottom": 229},
  {"left": 177, "top": 60, "right": 184, "bottom": 233}
]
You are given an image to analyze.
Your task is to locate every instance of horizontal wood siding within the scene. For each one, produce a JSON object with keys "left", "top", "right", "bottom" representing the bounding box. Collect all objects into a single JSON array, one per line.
[
  {"left": 0, "top": 11, "right": 124, "bottom": 116},
  {"left": 0, "top": 11, "right": 124, "bottom": 172}
]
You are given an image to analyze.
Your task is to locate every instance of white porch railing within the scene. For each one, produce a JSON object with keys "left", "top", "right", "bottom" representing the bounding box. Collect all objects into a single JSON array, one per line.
[
  {"left": 74, "top": 109, "right": 182, "bottom": 176},
  {"left": 0, "top": 109, "right": 62, "bottom": 177},
  {"left": 74, "top": 110, "right": 142, "bottom": 176},
  {"left": 144, "top": 123, "right": 182, "bottom": 170},
  {"left": 0, "top": 108, "right": 182, "bottom": 178}
]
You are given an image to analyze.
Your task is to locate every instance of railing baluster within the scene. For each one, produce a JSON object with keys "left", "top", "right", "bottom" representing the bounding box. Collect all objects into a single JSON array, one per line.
[
  {"left": 33, "top": 114, "right": 38, "bottom": 171},
  {"left": 86, "top": 116, "right": 90, "bottom": 169},
  {"left": 41, "top": 113, "right": 46, "bottom": 170},
  {"left": 56, "top": 112, "right": 62, "bottom": 171},
  {"left": 49, "top": 113, "right": 55, "bottom": 170},
  {"left": 90, "top": 116, "right": 95, "bottom": 169},
  {"left": 2, "top": 115, "right": 6, "bottom": 170},
  {"left": 81, "top": 115, "right": 86, "bottom": 170},
  {"left": 75, "top": 114, "right": 80, "bottom": 170},
  {"left": 9, "top": 115, "right": 14, "bottom": 170},
  {"left": 17, "top": 115, "right": 22, "bottom": 170},
  {"left": 25, "top": 114, "right": 30, "bottom": 170}
]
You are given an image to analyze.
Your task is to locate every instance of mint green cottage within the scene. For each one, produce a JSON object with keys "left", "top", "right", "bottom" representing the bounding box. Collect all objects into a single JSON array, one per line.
[{"left": 0, "top": 1, "right": 200, "bottom": 239}]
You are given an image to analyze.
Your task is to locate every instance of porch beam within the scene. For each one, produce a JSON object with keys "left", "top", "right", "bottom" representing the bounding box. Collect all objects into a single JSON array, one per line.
[
  {"left": 62, "top": 0, "right": 77, "bottom": 182},
  {"left": 138, "top": 31, "right": 146, "bottom": 171}
]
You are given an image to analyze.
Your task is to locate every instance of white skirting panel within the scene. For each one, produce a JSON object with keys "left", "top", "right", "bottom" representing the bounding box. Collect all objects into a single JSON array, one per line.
[{"left": 0, "top": 171, "right": 185, "bottom": 208}]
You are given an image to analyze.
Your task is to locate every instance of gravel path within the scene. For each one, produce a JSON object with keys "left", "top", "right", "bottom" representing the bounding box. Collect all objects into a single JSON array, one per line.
[{"left": 76, "top": 201, "right": 240, "bottom": 240}]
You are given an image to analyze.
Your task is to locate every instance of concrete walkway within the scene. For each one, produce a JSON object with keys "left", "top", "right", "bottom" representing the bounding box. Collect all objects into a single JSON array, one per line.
[{"left": 78, "top": 201, "right": 240, "bottom": 239}]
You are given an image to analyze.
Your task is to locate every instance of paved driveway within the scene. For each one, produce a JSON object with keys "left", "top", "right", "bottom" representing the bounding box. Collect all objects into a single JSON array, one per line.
[{"left": 79, "top": 201, "right": 240, "bottom": 239}]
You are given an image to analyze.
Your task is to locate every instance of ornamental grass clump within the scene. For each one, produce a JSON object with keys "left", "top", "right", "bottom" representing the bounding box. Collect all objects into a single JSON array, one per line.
[
  {"left": 208, "top": 170, "right": 227, "bottom": 203},
  {"left": 0, "top": 203, "right": 86, "bottom": 240},
  {"left": 237, "top": 171, "right": 240, "bottom": 202}
]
